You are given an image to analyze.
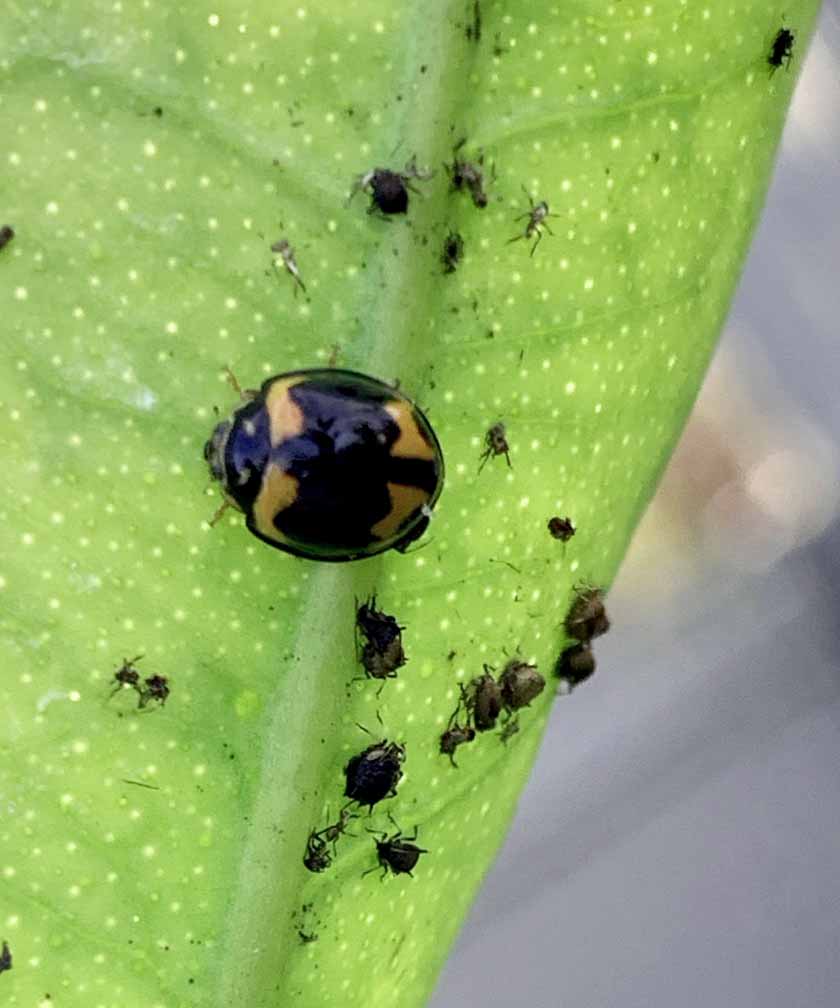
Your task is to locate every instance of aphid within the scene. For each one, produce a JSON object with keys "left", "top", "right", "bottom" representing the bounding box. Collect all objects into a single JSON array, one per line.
[
  {"left": 349, "top": 157, "right": 433, "bottom": 217},
  {"left": 441, "top": 231, "right": 464, "bottom": 274},
  {"left": 302, "top": 831, "right": 332, "bottom": 873},
  {"left": 446, "top": 139, "right": 490, "bottom": 209},
  {"left": 356, "top": 596, "right": 406, "bottom": 684},
  {"left": 205, "top": 368, "right": 445, "bottom": 561},
  {"left": 499, "top": 715, "right": 520, "bottom": 744},
  {"left": 298, "top": 930, "right": 318, "bottom": 944},
  {"left": 270, "top": 237, "right": 306, "bottom": 295},
  {"left": 498, "top": 658, "right": 545, "bottom": 711},
  {"left": 463, "top": 671, "right": 503, "bottom": 732},
  {"left": 138, "top": 674, "right": 170, "bottom": 709},
  {"left": 439, "top": 722, "right": 475, "bottom": 766},
  {"left": 109, "top": 654, "right": 144, "bottom": 698},
  {"left": 315, "top": 805, "right": 358, "bottom": 855},
  {"left": 439, "top": 696, "right": 476, "bottom": 767},
  {"left": 465, "top": 0, "right": 482, "bottom": 42},
  {"left": 478, "top": 421, "right": 511, "bottom": 472},
  {"left": 768, "top": 26, "right": 795, "bottom": 73},
  {"left": 507, "top": 186, "right": 554, "bottom": 256},
  {"left": 548, "top": 516, "right": 576, "bottom": 542},
  {"left": 344, "top": 740, "right": 405, "bottom": 810},
  {"left": 0, "top": 225, "right": 14, "bottom": 252},
  {"left": 565, "top": 587, "right": 610, "bottom": 643},
  {"left": 367, "top": 819, "right": 427, "bottom": 878},
  {"left": 555, "top": 642, "right": 596, "bottom": 693},
  {"left": 0, "top": 940, "right": 10, "bottom": 973}
]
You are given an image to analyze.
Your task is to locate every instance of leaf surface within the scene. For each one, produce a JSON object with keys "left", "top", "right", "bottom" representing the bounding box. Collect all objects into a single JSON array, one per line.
[{"left": 0, "top": 1, "right": 817, "bottom": 1005}]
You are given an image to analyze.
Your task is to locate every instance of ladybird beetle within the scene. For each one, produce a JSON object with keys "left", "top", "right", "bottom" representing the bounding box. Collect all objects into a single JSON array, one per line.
[{"left": 205, "top": 369, "right": 445, "bottom": 562}]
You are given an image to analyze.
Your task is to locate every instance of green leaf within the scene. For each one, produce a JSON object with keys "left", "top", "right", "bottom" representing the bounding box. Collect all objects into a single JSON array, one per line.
[{"left": 0, "top": 1, "right": 817, "bottom": 1005}]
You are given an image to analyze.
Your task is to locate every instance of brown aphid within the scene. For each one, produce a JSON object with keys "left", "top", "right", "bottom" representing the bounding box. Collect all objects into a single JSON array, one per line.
[
  {"left": 441, "top": 231, "right": 464, "bottom": 274},
  {"left": 548, "top": 516, "right": 575, "bottom": 542},
  {"left": 439, "top": 723, "right": 475, "bottom": 766},
  {"left": 356, "top": 596, "right": 406, "bottom": 683},
  {"left": 270, "top": 237, "right": 306, "bottom": 295},
  {"left": 440, "top": 697, "right": 476, "bottom": 768},
  {"left": 465, "top": 0, "right": 482, "bottom": 43},
  {"left": 499, "top": 715, "right": 520, "bottom": 744},
  {"left": 463, "top": 670, "right": 503, "bottom": 732},
  {"left": 478, "top": 421, "right": 511, "bottom": 472},
  {"left": 507, "top": 186, "right": 554, "bottom": 256},
  {"left": 555, "top": 643, "right": 596, "bottom": 693},
  {"left": 316, "top": 805, "right": 358, "bottom": 854},
  {"left": 110, "top": 654, "right": 144, "bottom": 698},
  {"left": 0, "top": 225, "right": 14, "bottom": 252},
  {"left": 446, "top": 138, "right": 490, "bottom": 209},
  {"left": 499, "top": 659, "right": 545, "bottom": 711},
  {"left": 138, "top": 674, "right": 170, "bottom": 709},
  {"left": 303, "top": 831, "right": 332, "bottom": 873},
  {"left": 565, "top": 587, "right": 610, "bottom": 643}
]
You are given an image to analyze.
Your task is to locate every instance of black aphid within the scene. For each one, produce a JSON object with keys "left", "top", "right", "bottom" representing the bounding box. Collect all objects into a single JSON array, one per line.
[
  {"left": 548, "top": 516, "right": 576, "bottom": 542},
  {"left": 768, "top": 26, "right": 795, "bottom": 73},
  {"left": 555, "top": 642, "right": 596, "bottom": 693},
  {"left": 0, "top": 226, "right": 14, "bottom": 252},
  {"left": 344, "top": 740, "right": 405, "bottom": 810},
  {"left": 368, "top": 821, "right": 427, "bottom": 878},
  {"left": 109, "top": 654, "right": 144, "bottom": 698},
  {"left": 356, "top": 596, "right": 406, "bottom": 684},
  {"left": 441, "top": 231, "right": 464, "bottom": 274},
  {"left": 0, "top": 940, "right": 11, "bottom": 973},
  {"left": 349, "top": 157, "right": 433, "bottom": 217},
  {"left": 138, "top": 674, "right": 170, "bottom": 709}
]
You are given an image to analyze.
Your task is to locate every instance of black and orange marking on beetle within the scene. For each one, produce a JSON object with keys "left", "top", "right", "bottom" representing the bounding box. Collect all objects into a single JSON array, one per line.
[{"left": 205, "top": 369, "right": 445, "bottom": 561}]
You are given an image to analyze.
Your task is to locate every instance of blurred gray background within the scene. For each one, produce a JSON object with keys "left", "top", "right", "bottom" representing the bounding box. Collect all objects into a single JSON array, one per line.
[{"left": 432, "top": 6, "right": 840, "bottom": 1007}]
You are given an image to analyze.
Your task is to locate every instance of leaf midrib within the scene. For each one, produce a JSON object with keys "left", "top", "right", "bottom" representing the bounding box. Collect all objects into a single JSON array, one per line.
[{"left": 214, "top": 3, "right": 472, "bottom": 1003}]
